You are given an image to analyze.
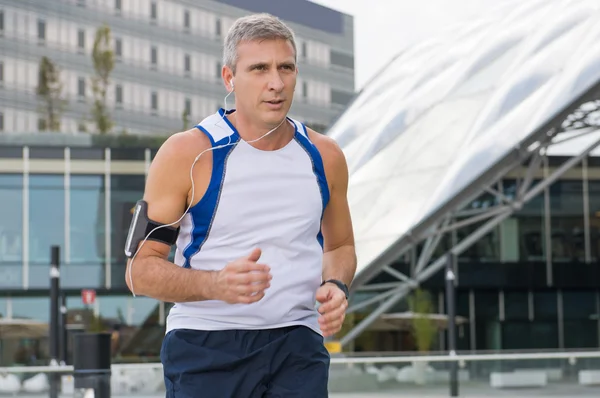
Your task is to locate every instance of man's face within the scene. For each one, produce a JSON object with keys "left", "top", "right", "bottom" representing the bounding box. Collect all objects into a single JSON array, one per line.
[{"left": 230, "top": 38, "right": 297, "bottom": 128}]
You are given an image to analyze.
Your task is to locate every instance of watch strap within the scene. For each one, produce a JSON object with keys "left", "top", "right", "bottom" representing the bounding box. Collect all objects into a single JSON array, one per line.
[{"left": 321, "top": 279, "right": 349, "bottom": 300}]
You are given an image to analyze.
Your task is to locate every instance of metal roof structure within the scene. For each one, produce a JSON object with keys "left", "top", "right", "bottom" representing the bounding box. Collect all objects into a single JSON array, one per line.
[{"left": 330, "top": 0, "right": 600, "bottom": 346}]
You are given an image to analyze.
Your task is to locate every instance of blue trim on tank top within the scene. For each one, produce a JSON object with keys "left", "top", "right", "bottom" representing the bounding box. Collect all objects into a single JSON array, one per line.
[
  {"left": 181, "top": 122, "right": 239, "bottom": 268},
  {"left": 293, "top": 123, "right": 330, "bottom": 249}
]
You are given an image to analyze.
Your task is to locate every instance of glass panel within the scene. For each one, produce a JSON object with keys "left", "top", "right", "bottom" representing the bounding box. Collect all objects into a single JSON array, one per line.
[
  {"left": 29, "top": 175, "right": 65, "bottom": 288},
  {"left": 13, "top": 297, "right": 50, "bottom": 322},
  {"left": 550, "top": 180, "right": 585, "bottom": 262},
  {"left": 110, "top": 175, "right": 145, "bottom": 289},
  {"left": 504, "top": 291, "right": 529, "bottom": 320},
  {"left": 67, "top": 175, "right": 106, "bottom": 289},
  {"left": 0, "top": 174, "right": 23, "bottom": 288},
  {"left": 508, "top": 179, "right": 547, "bottom": 261},
  {"left": 588, "top": 180, "right": 600, "bottom": 261},
  {"left": 562, "top": 290, "right": 596, "bottom": 320},
  {"left": 534, "top": 291, "right": 558, "bottom": 320}
]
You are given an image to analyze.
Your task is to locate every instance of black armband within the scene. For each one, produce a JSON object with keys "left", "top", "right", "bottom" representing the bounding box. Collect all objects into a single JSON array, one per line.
[{"left": 124, "top": 200, "right": 179, "bottom": 258}]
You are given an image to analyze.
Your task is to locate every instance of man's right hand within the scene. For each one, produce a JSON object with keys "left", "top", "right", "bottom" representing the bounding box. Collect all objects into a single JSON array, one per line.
[{"left": 212, "top": 248, "right": 272, "bottom": 304}]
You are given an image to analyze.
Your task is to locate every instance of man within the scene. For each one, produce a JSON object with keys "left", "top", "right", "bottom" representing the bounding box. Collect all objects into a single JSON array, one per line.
[{"left": 125, "top": 13, "right": 356, "bottom": 397}]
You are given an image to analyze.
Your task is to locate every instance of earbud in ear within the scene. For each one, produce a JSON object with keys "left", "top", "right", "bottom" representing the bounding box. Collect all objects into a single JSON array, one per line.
[{"left": 230, "top": 79, "right": 234, "bottom": 91}]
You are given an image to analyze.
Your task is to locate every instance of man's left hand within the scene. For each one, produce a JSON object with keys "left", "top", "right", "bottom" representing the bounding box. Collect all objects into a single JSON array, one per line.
[{"left": 316, "top": 283, "right": 348, "bottom": 337}]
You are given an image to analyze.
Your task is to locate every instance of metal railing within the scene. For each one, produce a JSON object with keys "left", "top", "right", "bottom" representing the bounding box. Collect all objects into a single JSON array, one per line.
[{"left": 0, "top": 350, "right": 599, "bottom": 396}]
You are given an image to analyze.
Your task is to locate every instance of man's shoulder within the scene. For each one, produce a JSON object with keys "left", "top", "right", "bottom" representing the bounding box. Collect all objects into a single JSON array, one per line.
[
  {"left": 151, "top": 128, "right": 212, "bottom": 170},
  {"left": 305, "top": 127, "right": 346, "bottom": 168}
]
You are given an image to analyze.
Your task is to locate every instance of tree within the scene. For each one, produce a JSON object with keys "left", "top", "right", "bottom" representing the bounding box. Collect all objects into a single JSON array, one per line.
[
  {"left": 182, "top": 109, "right": 190, "bottom": 130},
  {"left": 409, "top": 288, "right": 437, "bottom": 353},
  {"left": 36, "top": 56, "right": 67, "bottom": 131},
  {"left": 91, "top": 24, "right": 115, "bottom": 134}
]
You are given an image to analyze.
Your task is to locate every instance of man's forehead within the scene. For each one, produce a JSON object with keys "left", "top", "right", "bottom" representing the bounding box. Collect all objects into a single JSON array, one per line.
[{"left": 237, "top": 38, "right": 295, "bottom": 56}]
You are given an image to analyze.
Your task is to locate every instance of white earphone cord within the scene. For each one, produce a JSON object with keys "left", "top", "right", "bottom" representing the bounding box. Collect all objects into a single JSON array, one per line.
[{"left": 127, "top": 89, "right": 286, "bottom": 297}]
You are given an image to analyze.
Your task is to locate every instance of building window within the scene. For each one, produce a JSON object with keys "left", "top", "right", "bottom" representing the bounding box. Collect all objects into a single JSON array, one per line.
[
  {"left": 185, "top": 98, "right": 191, "bottom": 116},
  {"left": 78, "top": 77, "right": 85, "bottom": 98},
  {"left": 0, "top": 62, "right": 4, "bottom": 83},
  {"left": 215, "top": 18, "right": 221, "bottom": 36},
  {"left": 0, "top": 10, "right": 4, "bottom": 33},
  {"left": 184, "top": 10, "right": 190, "bottom": 29},
  {"left": 77, "top": 29, "right": 85, "bottom": 50},
  {"left": 115, "top": 38, "right": 122, "bottom": 58},
  {"left": 0, "top": 112, "right": 3, "bottom": 131},
  {"left": 151, "top": 46, "right": 157, "bottom": 67},
  {"left": 37, "top": 118, "right": 47, "bottom": 131},
  {"left": 301, "top": 41, "right": 307, "bottom": 59},
  {"left": 184, "top": 54, "right": 191, "bottom": 73},
  {"left": 115, "top": 0, "right": 122, "bottom": 11},
  {"left": 302, "top": 81, "right": 308, "bottom": 98},
  {"left": 151, "top": 91, "right": 158, "bottom": 111},
  {"left": 115, "top": 84, "right": 123, "bottom": 105},
  {"left": 150, "top": 2, "right": 157, "bottom": 21},
  {"left": 37, "top": 19, "right": 46, "bottom": 41}
]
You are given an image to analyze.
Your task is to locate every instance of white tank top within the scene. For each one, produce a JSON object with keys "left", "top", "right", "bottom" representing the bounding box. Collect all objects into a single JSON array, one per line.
[{"left": 165, "top": 109, "right": 329, "bottom": 335}]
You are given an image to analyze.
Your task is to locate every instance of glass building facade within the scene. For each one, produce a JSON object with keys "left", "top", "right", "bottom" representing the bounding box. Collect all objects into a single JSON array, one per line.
[{"left": 0, "top": 144, "right": 160, "bottom": 332}]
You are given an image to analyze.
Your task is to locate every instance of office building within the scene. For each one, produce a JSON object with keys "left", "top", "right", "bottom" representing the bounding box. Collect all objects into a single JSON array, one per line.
[{"left": 0, "top": 0, "right": 355, "bottom": 135}]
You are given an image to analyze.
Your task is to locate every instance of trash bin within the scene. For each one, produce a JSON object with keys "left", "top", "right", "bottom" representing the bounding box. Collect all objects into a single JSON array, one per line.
[{"left": 73, "top": 333, "right": 112, "bottom": 398}]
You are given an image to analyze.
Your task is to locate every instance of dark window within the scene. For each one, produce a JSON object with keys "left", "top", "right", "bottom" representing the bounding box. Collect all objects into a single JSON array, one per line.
[
  {"left": 184, "top": 10, "right": 190, "bottom": 29},
  {"left": 503, "top": 291, "right": 529, "bottom": 320},
  {"left": 330, "top": 50, "right": 354, "bottom": 69},
  {"left": 151, "top": 91, "right": 158, "bottom": 110},
  {"left": 185, "top": 98, "right": 191, "bottom": 115},
  {"left": 37, "top": 19, "right": 46, "bottom": 40},
  {"left": 184, "top": 54, "right": 191, "bottom": 72},
  {"left": 215, "top": 19, "right": 221, "bottom": 36},
  {"left": 150, "top": 2, "right": 157, "bottom": 20},
  {"left": 77, "top": 29, "right": 85, "bottom": 49},
  {"left": 115, "top": 38, "right": 122, "bottom": 57},
  {"left": 116, "top": 84, "right": 123, "bottom": 104},
  {"left": 151, "top": 46, "right": 157, "bottom": 65},
  {"left": 115, "top": 0, "right": 122, "bottom": 10},
  {"left": 331, "top": 89, "right": 354, "bottom": 106},
  {"left": 78, "top": 77, "right": 85, "bottom": 97}
]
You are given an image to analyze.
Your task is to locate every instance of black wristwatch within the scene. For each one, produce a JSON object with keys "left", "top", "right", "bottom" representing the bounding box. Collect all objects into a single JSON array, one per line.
[{"left": 321, "top": 279, "right": 349, "bottom": 300}]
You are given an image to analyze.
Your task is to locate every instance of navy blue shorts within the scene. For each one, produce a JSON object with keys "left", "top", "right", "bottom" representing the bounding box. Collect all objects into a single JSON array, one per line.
[{"left": 160, "top": 325, "right": 330, "bottom": 398}]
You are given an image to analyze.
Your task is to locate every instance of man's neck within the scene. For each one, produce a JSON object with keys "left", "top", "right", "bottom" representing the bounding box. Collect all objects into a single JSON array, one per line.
[{"left": 228, "top": 112, "right": 293, "bottom": 151}]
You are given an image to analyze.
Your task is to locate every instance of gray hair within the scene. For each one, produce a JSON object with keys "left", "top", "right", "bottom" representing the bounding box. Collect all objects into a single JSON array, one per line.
[{"left": 223, "top": 13, "right": 297, "bottom": 74}]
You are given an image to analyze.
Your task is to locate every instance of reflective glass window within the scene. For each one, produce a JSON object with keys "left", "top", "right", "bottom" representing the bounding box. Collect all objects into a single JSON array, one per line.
[
  {"left": 0, "top": 175, "right": 23, "bottom": 287},
  {"left": 29, "top": 174, "right": 65, "bottom": 265},
  {"left": 70, "top": 175, "right": 106, "bottom": 264},
  {"left": 110, "top": 175, "right": 145, "bottom": 288}
]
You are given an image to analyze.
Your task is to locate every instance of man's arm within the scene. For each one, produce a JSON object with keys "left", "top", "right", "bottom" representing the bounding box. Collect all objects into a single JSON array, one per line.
[
  {"left": 309, "top": 130, "right": 357, "bottom": 337},
  {"left": 318, "top": 134, "right": 357, "bottom": 287},
  {"left": 124, "top": 130, "right": 217, "bottom": 302},
  {"left": 125, "top": 130, "right": 272, "bottom": 304}
]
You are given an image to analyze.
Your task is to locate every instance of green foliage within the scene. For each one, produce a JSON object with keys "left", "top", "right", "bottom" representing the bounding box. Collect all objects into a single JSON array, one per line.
[
  {"left": 88, "top": 313, "right": 106, "bottom": 333},
  {"left": 182, "top": 109, "right": 190, "bottom": 131},
  {"left": 409, "top": 288, "right": 437, "bottom": 353},
  {"left": 91, "top": 24, "right": 115, "bottom": 134},
  {"left": 36, "top": 56, "right": 67, "bottom": 131},
  {"left": 91, "top": 132, "right": 170, "bottom": 148}
]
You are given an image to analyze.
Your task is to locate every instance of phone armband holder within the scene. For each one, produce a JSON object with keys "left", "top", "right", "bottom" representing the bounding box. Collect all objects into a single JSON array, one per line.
[{"left": 124, "top": 200, "right": 179, "bottom": 258}]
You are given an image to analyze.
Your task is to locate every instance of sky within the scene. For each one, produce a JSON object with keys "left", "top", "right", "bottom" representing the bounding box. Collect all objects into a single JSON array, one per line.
[{"left": 308, "top": 0, "right": 512, "bottom": 90}]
